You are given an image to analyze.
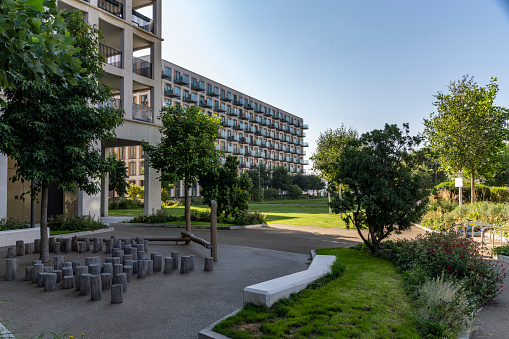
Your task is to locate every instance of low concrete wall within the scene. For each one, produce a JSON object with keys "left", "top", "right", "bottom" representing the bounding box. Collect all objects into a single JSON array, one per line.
[{"left": 0, "top": 227, "right": 48, "bottom": 248}]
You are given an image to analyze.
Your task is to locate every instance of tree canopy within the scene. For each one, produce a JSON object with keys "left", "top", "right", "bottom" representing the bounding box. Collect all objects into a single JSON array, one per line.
[
  {"left": 0, "top": 0, "right": 81, "bottom": 93},
  {"left": 424, "top": 76, "right": 509, "bottom": 203},
  {"left": 108, "top": 154, "right": 129, "bottom": 203},
  {"left": 271, "top": 166, "right": 292, "bottom": 194},
  {"left": 200, "top": 156, "right": 252, "bottom": 217},
  {"left": 143, "top": 105, "right": 221, "bottom": 223},
  {"left": 330, "top": 124, "right": 429, "bottom": 253},
  {"left": 0, "top": 11, "right": 124, "bottom": 261}
]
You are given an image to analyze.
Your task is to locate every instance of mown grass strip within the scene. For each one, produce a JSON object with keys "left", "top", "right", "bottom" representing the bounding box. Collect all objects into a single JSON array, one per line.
[{"left": 213, "top": 248, "right": 419, "bottom": 339}]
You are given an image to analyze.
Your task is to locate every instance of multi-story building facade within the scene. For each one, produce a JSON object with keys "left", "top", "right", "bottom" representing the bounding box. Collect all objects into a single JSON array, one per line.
[
  {"left": 0, "top": 0, "right": 163, "bottom": 221},
  {"left": 114, "top": 59, "right": 309, "bottom": 197}
]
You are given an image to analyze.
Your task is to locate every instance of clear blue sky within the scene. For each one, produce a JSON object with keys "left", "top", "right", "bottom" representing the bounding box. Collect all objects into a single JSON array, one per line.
[{"left": 158, "top": 0, "right": 509, "bottom": 171}]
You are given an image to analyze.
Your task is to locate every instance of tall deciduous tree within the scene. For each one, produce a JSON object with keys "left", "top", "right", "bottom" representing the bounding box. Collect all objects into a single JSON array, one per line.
[
  {"left": 0, "top": 11, "right": 124, "bottom": 262},
  {"left": 331, "top": 124, "right": 428, "bottom": 253},
  {"left": 108, "top": 154, "right": 128, "bottom": 204},
  {"left": 270, "top": 166, "right": 292, "bottom": 197},
  {"left": 200, "top": 156, "right": 252, "bottom": 217},
  {"left": 0, "top": 0, "right": 81, "bottom": 93},
  {"left": 311, "top": 125, "right": 358, "bottom": 213},
  {"left": 246, "top": 163, "right": 271, "bottom": 201},
  {"left": 424, "top": 76, "right": 509, "bottom": 203},
  {"left": 143, "top": 105, "right": 221, "bottom": 225}
]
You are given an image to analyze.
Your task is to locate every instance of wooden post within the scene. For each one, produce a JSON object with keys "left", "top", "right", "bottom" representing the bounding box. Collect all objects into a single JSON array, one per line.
[
  {"left": 186, "top": 196, "right": 191, "bottom": 233},
  {"left": 34, "top": 239, "right": 41, "bottom": 253},
  {"left": 33, "top": 263, "right": 43, "bottom": 284},
  {"left": 62, "top": 267, "right": 73, "bottom": 278},
  {"left": 105, "top": 238, "right": 113, "bottom": 253},
  {"left": 93, "top": 238, "right": 101, "bottom": 253},
  {"left": 84, "top": 238, "right": 90, "bottom": 252},
  {"left": 211, "top": 200, "right": 218, "bottom": 261},
  {"left": 111, "top": 284, "right": 123, "bottom": 303},
  {"left": 113, "top": 264, "right": 123, "bottom": 280},
  {"left": 79, "top": 273, "right": 91, "bottom": 295},
  {"left": 90, "top": 274, "right": 102, "bottom": 301},
  {"left": 6, "top": 258, "right": 17, "bottom": 281},
  {"left": 25, "top": 243, "right": 34, "bottom": 255},
  {"left": 44, "top": 273, "right": 57, "bottom": 291},
  {"left": 171, "top": 251, "right": 179, "bottom": 270},
  {"left": 62, "top": 238, "right": 71, "bottom": 253},
  {"left": 7, "top": 247, "right": 14, "bottom": 258},
  {"left": 143, "top": 240, "right": 149, "bottom": 253},
  {"left": 54, "top": 270, "right": 62, "bottom": 283},
  {"left": 147, "top": 260, "right": 154, "bottom": 275},
  {"left": 53, "top": 242, "right": 60, "bottom": 254},
  {"left": 16, "top": 240, "right": 24, "bottom": 256},
  {"left": 114, "top": 272, "right": 127, "bottom": 293},
  {"left": 89, "top": 264, "right": 101, "bottom": 275},
  {"left": 180, "top": 256, "right": 192, "bottom": 274},
  {"left": 75, "top": 266, "right": 88, "bottom": 291},
  {"left": 124, "top": 265, "right": 133, "bottom": 282},
  {"left": 153, "top": 254, "right": 162, "bottom": 272},
  {"left": 25, "top": 266, "right": 34, "bottom": 281},
  {"left": 48, "top": 237, "right": 55, "bottom": 253},
  {"left": 164, "top": 257, "right": 173, "bottom": 274},
  {"left": 38, "top": 272, "right": 47, "bottom": 287},
  {"left": 101, "top": 273, "right": 111, "bottom": 291},
  {"left": 132, "top": 260, "right": 138, "bottom": 275},
  {"left": 190, "top": 255, "right": 195, "bottom": 271},
  {"left": 78, "top": 242, "right": 86, "bottom": 253},
  {"left": 54, "top": 255, "right": 64, "bottom": 271},
  {"left": 63, "top": 275, "right": 74, "bottom": 289},
  {"left": 204, "top": 257, "right": 213, "bottom": 271},
  {"left": 72, "top": 261, "right": 81, "bottom": 275}
]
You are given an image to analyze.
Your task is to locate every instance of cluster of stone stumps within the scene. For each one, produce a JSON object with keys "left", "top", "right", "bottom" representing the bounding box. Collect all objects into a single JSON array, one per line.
[{"left": 5, "top": 235, "right": 214, "bottom": 304}]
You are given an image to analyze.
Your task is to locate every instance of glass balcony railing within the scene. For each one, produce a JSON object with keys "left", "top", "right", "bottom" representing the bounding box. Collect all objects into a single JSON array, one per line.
[
  {"left": 132, "top": 10, "right": 154, "bottom": 33},
  {"left": 132, "top": 103, "right": 153, "bottom": 123},
  {"left": 99, "top": 43, "right": 122, "bottom": 68},
  {"left": 174, "top": 74, "right": 190, "bottom": 85},
  {"left": 191, "top": 81, "right": 206, "bottom": 92},
  {"left": 99, "top": 0, "right": 123, "bottom": 18}
]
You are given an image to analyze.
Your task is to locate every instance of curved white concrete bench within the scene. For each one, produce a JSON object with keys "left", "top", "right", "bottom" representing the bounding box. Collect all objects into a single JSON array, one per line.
[{"left": 243, "top": 254, "right": 336, "bottom": 307}]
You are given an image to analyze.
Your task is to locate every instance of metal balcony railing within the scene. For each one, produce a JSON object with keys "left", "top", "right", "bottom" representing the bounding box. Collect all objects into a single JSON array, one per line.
[
  {"left": 99, "top": 0, "right": 123, "bottom": 18},
  {"left": 99, "top": 43, "right": 122, "bottom": 68},
  {"left": 132, "top": 103, "right": 153, "bottom": 123},
  {"left": 133, "top": 57, "right": 152, "bottom": 78}
]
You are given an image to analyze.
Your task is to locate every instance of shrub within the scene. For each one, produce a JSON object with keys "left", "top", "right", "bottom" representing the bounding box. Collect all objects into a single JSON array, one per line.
[
  {"left": 433, "top": 181, "right": 491, "bottom": 202},
  {"left": 287, "top": 184, "right": 303, "bottom": 200},
  {"left": 263, "top": 188, "right": 279, "bottom": 201},
  {"left": 191, "top": 196, "right": 204, "bottom": 205},
  {"left": 492, "top": 245, "right": 509, "bottom": 256},
  {"left": 47, "top": 215, "right": 107, "bottom": 232},
  {"left": 414, "top": 274, "right": 470, "bottom": 339},
  {"left": 491, "top": 187, "right": 509, "bottom": 203},
  {"left": 126, "top": 183, "right": 144, "bottom": 201},
  {"left": 109, "top": 197, "right": 143, "bottom": 210},
  {"left": 0, "top": 217, "right": 30, "bottom": 231},
  {"left": 130, "top": 210, "right": 180, "bottom": 224},
  {"left": 387, "top": 232, "right": 506, "bottom": 306},
  {"left": 232, "top": 210, "right": 266, "bottom": 225}
]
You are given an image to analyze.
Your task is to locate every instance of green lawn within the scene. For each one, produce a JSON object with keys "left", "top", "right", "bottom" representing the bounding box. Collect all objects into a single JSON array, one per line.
[
  {"left": 213, "top": 248, "right": 420, "bottom": 339},
  {"left": 109, "top": 198, "right": 347, "bottom": 228}
]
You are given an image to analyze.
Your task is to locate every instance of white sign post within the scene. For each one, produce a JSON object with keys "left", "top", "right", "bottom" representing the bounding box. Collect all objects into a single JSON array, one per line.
[{"left": 455, "top": 177, "right": 463, "bottom": 208}]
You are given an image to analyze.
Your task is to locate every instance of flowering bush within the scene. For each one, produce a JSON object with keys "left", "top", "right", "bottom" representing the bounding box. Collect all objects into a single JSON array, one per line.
[{"left": 387, "top": 232, "right": 506, "bottom": 306}]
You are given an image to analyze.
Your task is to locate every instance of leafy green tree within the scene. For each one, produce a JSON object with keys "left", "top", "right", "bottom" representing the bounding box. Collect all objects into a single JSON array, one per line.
[
  {"left": 246, "top": 163, "right": 271, "bottom": 201},
  {"left": 292, "top": 174, "right": 309, "bottom": 191},
  {"left": 143, "top": 105, "right": 221, "bottom": 225},
  {"left": 0, "top": 11, "right": 123, "bottom": 262},
  {"left": 0, "top": 0, "right": 81, "bottom": 93},
  {"left": 270, "top": 166, "right": 292, "bottom": 197},
  {"left": 330, "top": 124, "right": 429, "bottom": 253},
  {"left": 108, "top": 154, "right": 128, "bottom": 204},
  {"left": 307, "top": 174, "right": 326, "bottom": 195},
  {"left": 483, "top": 144, "right": 509, "bottom": 187},
  {"left": 287, "top": 184, "right": 303, "bottom": 200},
  {"left": 311, "top": 125, "right": 358, "bottom": 213},
  {"left": 200, "top": 156, "right": 253, "bottom": 217},
  {"left": 424, "top": 76, "right": 509, "bottom": 203}
]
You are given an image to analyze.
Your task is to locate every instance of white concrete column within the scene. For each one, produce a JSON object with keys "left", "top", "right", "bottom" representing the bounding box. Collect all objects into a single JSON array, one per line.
[
  {"left": 0, "top": 153, "right": 8, "bottom": 219},
  {"left": 153, "top": 0, "right": 162, "bottom": 37},
  {"left": 143, "top": 152, "right": 161, "bottom": 216},
  {"left": 121, "top": 25, "right": 133, "bottom": 119},
  {"left": 78, "top": 143, "right": 102, "bottom": 219}
]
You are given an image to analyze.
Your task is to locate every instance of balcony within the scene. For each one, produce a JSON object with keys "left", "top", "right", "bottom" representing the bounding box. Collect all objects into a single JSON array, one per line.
[
  {"left": 221, "top": 93, "right": 233, "bottom": 102},
  {"left": 132, "top": 103, "right": 153, "bottom": 123},
  {"left": 239, "top": 137, "right": 248, "bottom": 144},
  {"left": 199, "top": 98, "right": 212, "bottom": 109},
  {"left": 263, "top": 110, "right": 272, "bottom": 117},
  {"left": 183, "top": 93, "right": 198, "bottom": 104},
  {"left": 300, "top": 159, "right": 310, "bottom": 165},
  {"left": 99, "top": 98, "right": 122, "bottom": 110},
  {"left": 254, "top": 106, "right": 264, "bottom": 113},
  {"left": 303, "top": 124, "right": 309, "bottom": 129},
  {"left": 302, "top": 142, "right": 309, "bottom": 147},
  {"left": 174, "top": 74, "right": 189, "bottom": 85},
  {"left": 244, "top": 103, "right": 254, "bottom": 110},
  {"left": 191, "top": 81, "right": 206, "bottom": 92},
  {"left": 214, "top": 104, "right": 226, "bottom": 113},
  {"left": 99, "top": 0, "right": 123, "bottom": 18},
  {"left": 132, "top": 10, "right": 153, "bottom": 33},
  {"left": 228, "top": 135, "right": 240, "bottom": 142},
  {"left": 234, "top": 123, "right": 245, "bottom": 130},
  {"left": 233, "top": 98, "right": 244, "bottom": 107},
  {"left": 217, "top": 131, "right": 227, "bottom": 139},
  {"left": 99, "top": 43, "right": 122, "bottom": 68},
  {"left": 132, "top": 57, "right": 152, "bottom": 78},
  {"left": 227, "top": 109, "right": 238, "bottom": 117},
  {"left": 221, "top": 121, "right": 233, "bottom": 128},
  {"left": 164, "top": 88, "right": 180, "bottom": 98},
  {"left": 207, "top": 89, "right": 220, "bottom": 97},
  {"left": 162, "top": 71, "right": 171, "bottom": 80},
  {"left": 238, "top": 113, "right": 249, "bottom": 120}
]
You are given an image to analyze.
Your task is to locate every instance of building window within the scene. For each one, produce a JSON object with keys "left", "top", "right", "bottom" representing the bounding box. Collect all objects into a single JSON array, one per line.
[
  {"left": 165, "top": 98, "right": 171, "bottom": 106},
  {"left": 140, "top": 160, "right": 145, "bottom": 174},
  {"left": 132, "top": 96, "right": 137, "bottom": 104},
  {"left": 118, "top": 147, "right": 125, "bottom": 160},
  {"left": 129, "top": 146, "right": 137, "bottom": 159},
  {"left": 139, "top": 180, "right": 145, "bottom": 187},
  {"left": 163, "top": 67, "right": 171, "bottom": 80},
  {"left": 129, "top": 162, "right": 136, "bottom": 176},
  {"left": 141, "top": 95, "right": 148, "bottom": 106}
]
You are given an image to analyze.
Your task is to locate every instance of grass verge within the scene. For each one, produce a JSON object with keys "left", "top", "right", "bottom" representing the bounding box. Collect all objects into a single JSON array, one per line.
[{"left": 213, "top": 248, "right": 419, "bottom": 339}]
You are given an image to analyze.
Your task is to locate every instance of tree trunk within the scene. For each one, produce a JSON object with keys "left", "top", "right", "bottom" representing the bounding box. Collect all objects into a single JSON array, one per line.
[
  {"left": 40, "top": 182, "right": 49, "bottom": 263},
  {"left": 184, "top": 178, "right": 191, "bottom": 232},
  {"left": 328, "top": 192, "right": 332, "bottom": 215},
  {"left": 338, "top": 186, "right": 342, "bottom": 218},
  {"left": 471, "top": 169, "right": 475, "bottom": 204}
]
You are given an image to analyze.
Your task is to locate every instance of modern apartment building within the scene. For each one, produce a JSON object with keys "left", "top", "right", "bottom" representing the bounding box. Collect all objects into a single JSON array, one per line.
[
  {"left": 113, "top": 59, "right": 309, "bottom": 197},
  {"left": 0, "top": 0, "right": 163, "bottom": 221}
]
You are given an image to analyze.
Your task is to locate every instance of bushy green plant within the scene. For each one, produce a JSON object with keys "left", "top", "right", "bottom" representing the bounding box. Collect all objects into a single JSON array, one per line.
[
  {"left": 490, "top": 187, "right": 509, "bottom": 203},
  {"left": 109, "top": 197, "right": 143, "bottom": 210},
  {"left": 433, "top": 181, "right": 491, "bottom": 202},
  {"left": 126, "top": 183, "right": 144, "bottom": 201},
  {"left": 0, "top": 217, "right": 30, "bottom": 231},
  {"left": 287, "top": 184, "right": 303, "bottom": 200},
  {"left": 263, "top": 188, "right": 279, "bottom": 201},
  {"left": 47, "top": 215, "right": 107, "bottom": 232},
  {"left": 386, "top": 232, "right": 506, "bottom": 306},
  {"left": 232, "top": 210, "right": 267, "bottom": 225},
  {"left": 130, "top": 210, "right": 180, "bottom": 224},
  {"left": 191, "top": 196, "right": 204, "bottom": 205},
  {"left": 491, "top": 245, "right": 509, "bottom": 256}
]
